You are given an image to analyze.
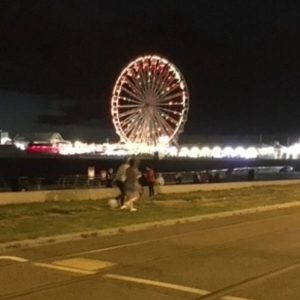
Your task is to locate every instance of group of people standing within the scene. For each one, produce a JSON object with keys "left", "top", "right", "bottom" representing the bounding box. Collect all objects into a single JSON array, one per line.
[{"left": 114, "top": 157, "right": 163, "bottom": 212}]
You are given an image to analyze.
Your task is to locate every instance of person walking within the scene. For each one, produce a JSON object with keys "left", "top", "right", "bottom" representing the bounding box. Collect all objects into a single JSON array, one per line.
[
  {"left": 114, "top": 157, "right": 130, "bottom": 206},
  {"left": 155, "top": 173, "right": 165, "bottom": 186},
  {"left": 121, "top": 158, "right": 142, "bottom": 212},
  {"left": 175, "top": 172, "right": 183, "bottom": 184},
  {"left": 155, "top": 172, "right": 165, "bottom": 194},
  {"left": 145, "top": 167, "right": 156, "bottom": 197},
  {"left": 106, "top": 168, "right": 114, "bottom": 187}
]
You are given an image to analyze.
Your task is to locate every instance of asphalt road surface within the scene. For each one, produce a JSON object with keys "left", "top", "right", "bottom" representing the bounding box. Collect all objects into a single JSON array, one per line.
[{"left": 1, "top": 207, "right": 300, "bottom": 300}]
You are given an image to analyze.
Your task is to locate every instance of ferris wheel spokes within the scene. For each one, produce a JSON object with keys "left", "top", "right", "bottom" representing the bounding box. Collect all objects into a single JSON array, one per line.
[
  {"left": 153, "top": 67, "right": 171, "bottom": 95},
  {"left": 159, "top": 91, "right": 184, "bottom": 103},
  {"left": 152, "top": 113, "right": 169, "bottom": 139},
  {"left": 157, "top": 106, "right": 181, "bottom": 116},
  {"left": 111, "top": 55, "right": 189, "bottom": 146},
  {"left": 119, "top": 108, "right": 141, "bottom": 120},
  {"left": 157, "top": 82, "right": 181, "bottom": 99},
  {"left": 122, "top": 112, "right": 144, "bottom": 134},
  {"left": 119, "top": 96, "right": 141, "bottom": 105},
  {"left": 130, "top": 117, "right": 147, "bottom": 143},
  {"left": 121, "top": 86, "right": 144, "bottom": 103},
  {"left": 125, "top": 113, "right": 145, "bottom": 140},
  {"left": 153, "top": 110, "right": 174, "bottom": 137},
  {"left": 125, "top": 78, "right": 145, "bottom": 99}
]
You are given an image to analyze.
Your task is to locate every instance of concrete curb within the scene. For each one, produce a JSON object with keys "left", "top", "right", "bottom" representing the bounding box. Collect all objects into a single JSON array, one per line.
[
  {"left": 2, "top": 179, "right": 300, "bottom": 206},
  {"left": 1, "top": 200, "right": 300, "bottom": 252}
]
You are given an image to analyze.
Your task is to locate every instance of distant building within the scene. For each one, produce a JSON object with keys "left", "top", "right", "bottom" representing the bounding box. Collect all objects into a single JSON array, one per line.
[
  {"left": 0, "top": 129, "right": 11, "bottom": 144},
  {"left": 13, "top": 132, "right": 65, "bottom": 149}
]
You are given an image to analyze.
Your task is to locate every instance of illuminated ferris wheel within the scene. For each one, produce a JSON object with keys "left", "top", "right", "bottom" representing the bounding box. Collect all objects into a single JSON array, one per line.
[{"left": 111, "top": 55, "right": 189, "bottom": 146}]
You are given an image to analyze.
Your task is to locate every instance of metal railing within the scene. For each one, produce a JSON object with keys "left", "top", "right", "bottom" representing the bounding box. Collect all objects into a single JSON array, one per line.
[
  {"left": 56, "top": 175, "right": 108, "bottom": 189},
  {"left": 1, "top": 166, "right": 300, "bottom": 192}
]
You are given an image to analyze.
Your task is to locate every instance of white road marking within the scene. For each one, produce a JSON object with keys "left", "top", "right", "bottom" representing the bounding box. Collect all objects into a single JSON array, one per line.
[
  {"left": 52, "top": 258, "right": 115, "bottom": 272},
  {"left": 104, "top": 273, "right": 255, "bottom": 300},
  {"left": 33, "top": 262, "right": 95, "bottom": 275},
  {"left": 0, "top": 255, "right": 255, "bottom": 300},
  {"left": 103, "top": 273, "right": 210, "bottom": 296},
  {"left": 0, "top": 256, "right": 28, "bottom": 262}
]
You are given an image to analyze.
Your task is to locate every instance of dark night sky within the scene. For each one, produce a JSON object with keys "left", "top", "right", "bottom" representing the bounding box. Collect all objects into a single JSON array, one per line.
[{"left": 0, "top": 0, "right": 300, "bottom": 142}]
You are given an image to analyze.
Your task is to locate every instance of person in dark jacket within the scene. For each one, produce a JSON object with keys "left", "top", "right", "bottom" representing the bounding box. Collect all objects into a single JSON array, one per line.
[
  {"left": 145, "top": 167, "right": 156, "bottom": 197},
  {"left": 106, "top": 168, "right": 114, "bottom": 187}
]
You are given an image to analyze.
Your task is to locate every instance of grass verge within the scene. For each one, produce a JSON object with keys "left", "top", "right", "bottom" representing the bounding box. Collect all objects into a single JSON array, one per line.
[{"left": 1, "top": 183, "right": 300, "bottom": 243}]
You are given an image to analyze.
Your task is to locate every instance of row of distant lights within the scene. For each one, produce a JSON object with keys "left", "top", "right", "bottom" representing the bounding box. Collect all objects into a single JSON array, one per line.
[
  {"left": 13, "top": 140, "right": 300, "bottom": 159},
  {"left": 169, "top": 144, "right": 300, "bottom": 159},
  {"left": 178, "top": 146, "right": 270, "bottom": 159},
  {"left": 56, "top": 141, "right": 300, "bottom": 159}
]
